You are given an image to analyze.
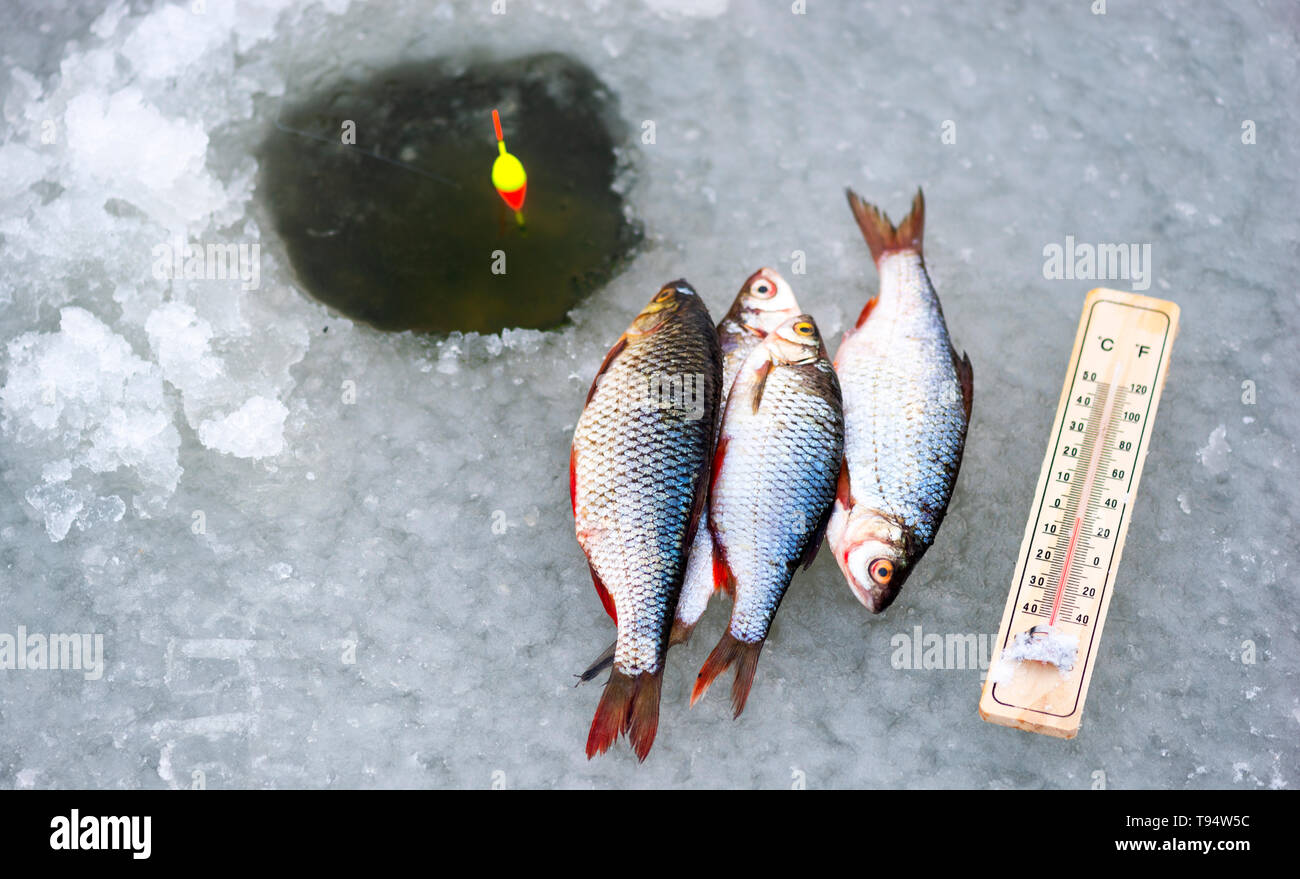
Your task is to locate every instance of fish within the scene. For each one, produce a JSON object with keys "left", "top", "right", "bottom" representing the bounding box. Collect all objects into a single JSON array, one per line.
[
  {"left": 670, "top": 268, "right": 803, "bottom": 647},
  {"left": 570, "top": 279, "right": 722, "bottom": 760},
  {"left": 690, "top": 315, "right": 844, "bottom": 716},
  {"left": 827, "top": 188, "right": 973, "bottom": 613}
]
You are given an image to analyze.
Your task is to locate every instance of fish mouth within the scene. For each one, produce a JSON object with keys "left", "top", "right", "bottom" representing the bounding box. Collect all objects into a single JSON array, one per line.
[
  {"left": 628, "top": 316, "right": 667, "bottom": 335},
  {"left": 846, "top": 577, "right": 894, "bottom": 613}
]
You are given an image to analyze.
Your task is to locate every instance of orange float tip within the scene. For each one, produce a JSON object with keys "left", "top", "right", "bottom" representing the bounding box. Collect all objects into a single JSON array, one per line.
[{"left": 498, "top": 182, "right": 527, "bottom": 212}]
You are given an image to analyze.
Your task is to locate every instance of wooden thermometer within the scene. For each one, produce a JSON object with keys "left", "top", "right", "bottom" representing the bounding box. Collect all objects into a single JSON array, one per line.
[{"left": 980, "top": 288, "right": 1180, "bottom": 738}]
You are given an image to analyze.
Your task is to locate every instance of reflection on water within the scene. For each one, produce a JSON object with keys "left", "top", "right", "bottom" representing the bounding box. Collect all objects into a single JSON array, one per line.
[{"left": 259, "top": 53, "right": 641, "bottom": 334}]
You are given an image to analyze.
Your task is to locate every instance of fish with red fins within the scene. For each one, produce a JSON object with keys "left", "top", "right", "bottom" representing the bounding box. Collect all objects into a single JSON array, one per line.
[
  {"left": 828, "top": 189, "right": 973, "bottom": 613},
  {"left": 570, "top": 189, "right": 973, "bottom": 760},
  {"left": 570, "top": 280, "right": 721, "bottom": 761},
  {"left": 691, "top": 313, "right": 843, "bottom": 716}
]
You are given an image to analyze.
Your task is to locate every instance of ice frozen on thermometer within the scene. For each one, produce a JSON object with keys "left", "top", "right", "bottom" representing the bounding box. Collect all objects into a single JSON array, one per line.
[{"left": 993, "top": 625, "right": 1079, "bottom": 681}]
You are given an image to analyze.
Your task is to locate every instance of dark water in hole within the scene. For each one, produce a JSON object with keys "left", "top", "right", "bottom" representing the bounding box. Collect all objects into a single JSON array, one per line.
[{"left": 258, "top": 54, "right": 641, "bottom": 334}]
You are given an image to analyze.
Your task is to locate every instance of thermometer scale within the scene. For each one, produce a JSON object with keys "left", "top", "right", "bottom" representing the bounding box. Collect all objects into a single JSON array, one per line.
[{"left": 980, "top": 288, "right": 1179, "bottom": 738}]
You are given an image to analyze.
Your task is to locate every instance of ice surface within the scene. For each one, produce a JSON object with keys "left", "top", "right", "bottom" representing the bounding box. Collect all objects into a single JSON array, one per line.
[
  {"left": 1, "top": 307, "right": 181, "bottom": 539},
  {"left": 0, "top": 0, "right": 1296, "bottom": 789}
]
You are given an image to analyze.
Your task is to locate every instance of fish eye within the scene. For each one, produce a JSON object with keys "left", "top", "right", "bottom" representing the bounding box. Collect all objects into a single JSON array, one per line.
[
  {"left": 794, "top": 321, "right": 814, "bottom": 336},
  {"left": 868, "top": 558, "right": 894, "bottom": 585},
  {"left": 654, "top": 288, "right": 675, "bottom": 303},
  {"left": 750, "top": 280, "right": 775, "bottom": 299}
]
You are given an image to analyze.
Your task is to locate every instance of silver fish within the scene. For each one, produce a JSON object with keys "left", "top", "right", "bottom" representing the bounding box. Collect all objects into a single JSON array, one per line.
[
  {"left": 827, "top": 189, "right": 973, "bottom": 612},
  {"left": 691, "top": 315, "right": 843, "bottom": 716},
  {"left": 671, "top": 268, "right": 803, "bottom": 646},
  {"left": 570, "top": 280, "right": 722, "bottom": 760}
]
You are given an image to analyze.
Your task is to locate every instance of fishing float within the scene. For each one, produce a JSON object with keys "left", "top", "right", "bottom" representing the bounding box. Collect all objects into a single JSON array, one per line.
[{"left": 491, "top": 109, "right": 527, "bottom": 230}]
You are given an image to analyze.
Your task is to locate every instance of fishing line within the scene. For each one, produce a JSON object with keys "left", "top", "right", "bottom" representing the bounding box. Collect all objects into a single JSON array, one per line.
[{"left": 272, "top": 47, "right": 461, "bottom": 190}]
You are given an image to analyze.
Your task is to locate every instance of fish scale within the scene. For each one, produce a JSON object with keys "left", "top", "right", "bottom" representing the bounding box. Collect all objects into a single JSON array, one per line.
[
  {"left": 837, "top": 251, "right": 965, "bottom": 547},
  {"left": 713, "top": 363, "right": 842, "bottom": 641},
  {"left": 571, "top": 280, "right": 721, "bottom": 760},
  {"left": 827, "top": 189, "right": 972, "bottom": 613},
  {"left": 692, "top": 315, "right": 843, "bottom": 716},
  {"left": 576, "top": 355, "right": 711, "bottom": 672},
  {"left": 672, "top": 269, "right": 803, "bottom": 645}
]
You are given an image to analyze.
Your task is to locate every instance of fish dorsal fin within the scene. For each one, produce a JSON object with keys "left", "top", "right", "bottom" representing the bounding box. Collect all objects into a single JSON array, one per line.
[{"left": 584, "top": 334, "right": 627, "bottom": 406}]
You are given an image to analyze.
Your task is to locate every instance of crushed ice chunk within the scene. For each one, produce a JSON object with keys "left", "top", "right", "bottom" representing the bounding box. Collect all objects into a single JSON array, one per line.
[
  {"left": 23, "top": 483, "right": 126, "bottom": 542},
  {"left": 1, "top": 307, "right": 181, "bottom": 539},
  {"left": 1198, "top": 424, "right": 1230, "bottom": 474},
  {"left": 64, "top": 87, "right": 223, "bottom": 227},
  {"left": 197, "top": 396, "right": 288, "bottom": 459}
]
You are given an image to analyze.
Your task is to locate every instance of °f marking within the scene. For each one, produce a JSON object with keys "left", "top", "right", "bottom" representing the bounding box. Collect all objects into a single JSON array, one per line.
[{"left": 979, "top": 288, "right": 1180, "bottom": 739}]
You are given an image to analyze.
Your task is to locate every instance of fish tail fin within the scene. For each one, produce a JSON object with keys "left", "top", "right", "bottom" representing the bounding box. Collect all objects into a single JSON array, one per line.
[
  {"left": 846, "top": 187, "right": 924, "bottom": 262},
  {"left": 627, "top": 670, "right": 663, "bottom": 761},
  {"left": 586, "top": 668, "right": 663, "bottom": 761},
  {"left": 576, "top": 640, "right": 616, "bottom": 684},
  {"left": 691, "top": 631, "right": 764, "bottom": 718}
]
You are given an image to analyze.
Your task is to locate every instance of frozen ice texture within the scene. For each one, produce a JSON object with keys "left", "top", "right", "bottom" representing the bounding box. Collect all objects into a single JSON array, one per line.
[
  {"left": 0, "top": 0, "right": 1295, "bottom": 789},
  {"left": 1, "top": 307, "right": 181, "bottom": 539},
  {"left": 196, "top": 396, "right": 288, "bottom": 459}
]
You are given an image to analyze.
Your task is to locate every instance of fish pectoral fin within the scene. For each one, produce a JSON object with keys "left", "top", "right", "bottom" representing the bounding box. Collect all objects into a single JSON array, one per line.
[
  {"left": 953, "top": 347, "right": 974, "bottom": 423},
  {"left": 852, "top": 296, "right": 879, "bottom": 330},
  {"left": 584, "top": 334, "right": 627, "bottom": 406},
  {"left": 576, "top": 640, "right": 616, "bottom": 686},
  {"left": 748, "top": 358, "right": 774, "bottom": 414},
  {"left": 834, "top": 456, "right": 853, "bottom": 509}
]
